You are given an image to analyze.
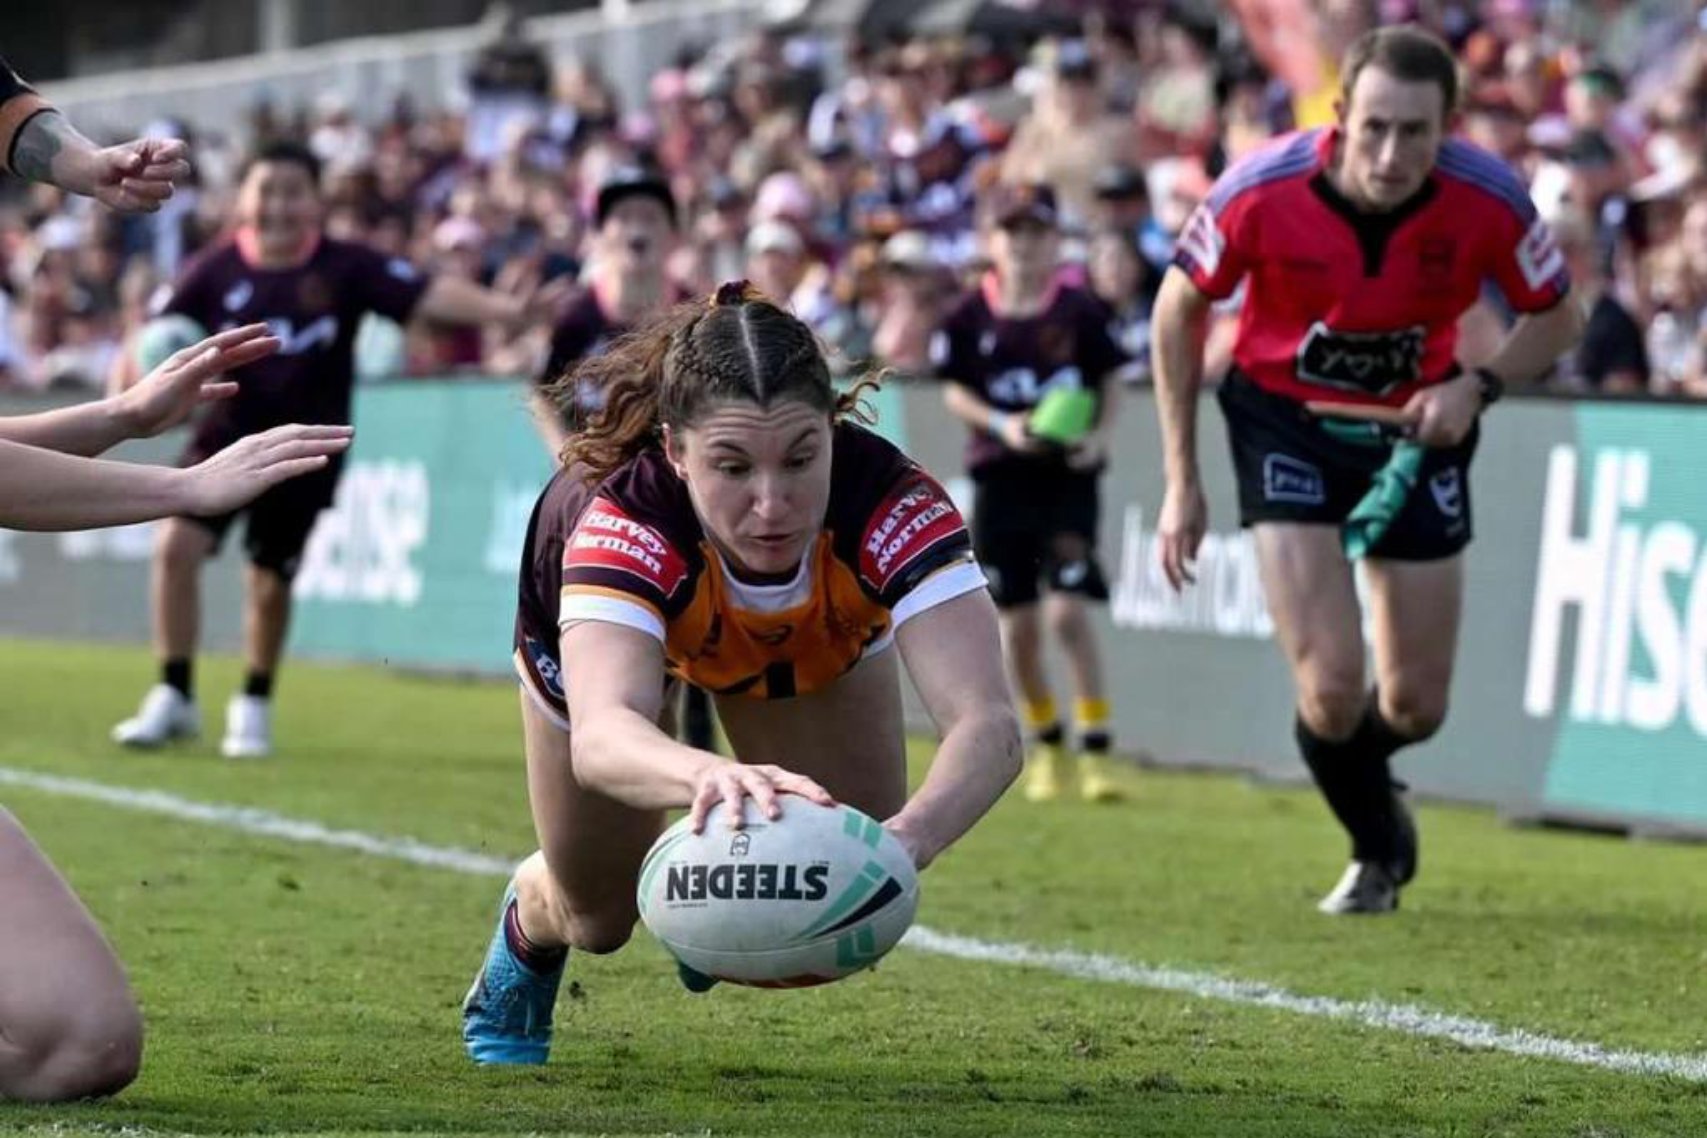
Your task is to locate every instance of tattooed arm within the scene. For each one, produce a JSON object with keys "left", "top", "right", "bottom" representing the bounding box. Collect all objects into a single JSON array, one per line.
[{"left": 0, "top": 54, "right": 190, "bottom": 213}]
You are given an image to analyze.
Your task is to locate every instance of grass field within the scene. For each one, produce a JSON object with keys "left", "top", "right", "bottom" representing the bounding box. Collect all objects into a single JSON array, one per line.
[{"left": 2, "top": 637, "right": 1706, "bottom": 1136}]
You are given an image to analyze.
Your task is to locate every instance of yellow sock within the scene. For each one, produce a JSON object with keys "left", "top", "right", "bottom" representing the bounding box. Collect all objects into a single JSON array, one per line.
[
  {"left": 1075, "top": 697, "right": 1112, "bottom": 752},
  {"left": 1022, "top": 696, "right": 1059, "bottom": 736}
]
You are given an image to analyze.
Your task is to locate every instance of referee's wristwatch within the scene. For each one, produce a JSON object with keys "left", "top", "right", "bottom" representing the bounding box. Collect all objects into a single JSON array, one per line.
[{"left": 1472, "top": 366, "right": 1505, "bottom": 409}]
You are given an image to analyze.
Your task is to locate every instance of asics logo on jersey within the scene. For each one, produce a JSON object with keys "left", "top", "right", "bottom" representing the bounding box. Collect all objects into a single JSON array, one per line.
[
  {"left": 986, "top": 366, "right": 1083, "bottom": 406},
  {"left": 263, "top": 315, "right": 340, "bottom": 356},
  {"left": 1296, "top": 322, "right": 1425, "bottom": 395}
]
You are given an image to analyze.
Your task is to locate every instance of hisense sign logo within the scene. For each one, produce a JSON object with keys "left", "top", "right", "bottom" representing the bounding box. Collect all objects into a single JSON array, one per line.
[{"left": 1524, "top": 447, "right": 1707, "bottom": 733}]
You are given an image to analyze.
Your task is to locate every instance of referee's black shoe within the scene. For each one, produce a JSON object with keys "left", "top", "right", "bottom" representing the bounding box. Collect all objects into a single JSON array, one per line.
[{"left": 1317, "top": 860, "right": 1399, "bottom": 915}]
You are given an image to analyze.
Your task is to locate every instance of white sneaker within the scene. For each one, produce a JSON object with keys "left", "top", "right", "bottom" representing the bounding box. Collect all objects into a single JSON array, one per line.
[
  {"left": 221, "top": 695, "right": 273, "bottom": 760},
  {"left": 112, "top": 684, "right": 200, "bottom": 748},
  {"left": 1317, "top": 861, "right": 1400, "bottom": 915}
]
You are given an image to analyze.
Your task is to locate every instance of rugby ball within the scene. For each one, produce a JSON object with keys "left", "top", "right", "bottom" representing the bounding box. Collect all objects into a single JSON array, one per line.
[
  {"left": 637, "top": 798, "right": 919, "bottom": 989},
  {"left": 134, "top": 314, "right": 209, "bottom": 374}
]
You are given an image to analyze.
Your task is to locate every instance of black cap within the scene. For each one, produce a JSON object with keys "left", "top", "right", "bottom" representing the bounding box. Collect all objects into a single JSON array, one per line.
[
  {"left": 986, "top": 182, "right": 1059, "bottom": 228},
  {"left": 1093, "top": 163, "right": 1147, "bottom": 201},
  {"left": 1054, "top": 39, "right": 1098, "bottom": 82},
  {"left": 595, "top": 166, "right": 677, "bottom": 226}
]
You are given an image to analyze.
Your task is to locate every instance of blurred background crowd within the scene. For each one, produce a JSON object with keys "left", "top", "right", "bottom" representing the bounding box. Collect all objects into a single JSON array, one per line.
[{"left": 1, "top": 0, "right": 1702, "bottom": 399}]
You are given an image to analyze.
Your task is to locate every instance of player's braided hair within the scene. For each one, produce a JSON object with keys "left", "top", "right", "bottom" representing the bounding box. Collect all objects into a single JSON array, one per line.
[{"left": 558, "top": 281, "right": 877, "bottom": 481}]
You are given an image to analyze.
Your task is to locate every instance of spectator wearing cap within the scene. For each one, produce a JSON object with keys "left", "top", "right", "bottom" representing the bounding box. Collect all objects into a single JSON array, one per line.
[
  {"left": 530, "top": 165, "right": 683, "bottom": 456},
  {"left": 744, "top": 218, "right": 837, "bottom": 333},
  {"left": 870, "top": 230, "right": 949, "bottom": 375},
  {"left": 1091, "top": 162, "right": 1173, "bottom": 275},
  {"left": 1001, "top": 39, "right": 1139, "bottom": 233}
]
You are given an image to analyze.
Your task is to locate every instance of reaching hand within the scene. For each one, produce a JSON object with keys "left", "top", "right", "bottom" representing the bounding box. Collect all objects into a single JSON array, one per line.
[
  {"left": 181, "top": 424, "right": 354, "bottom": 516},
  {"left": 119, "top": 323, "right": 278, "bottom": 438},
  {"left": 74, "top": 137, "right": 192, "bottom": 214},
  {"left": 687, "top": 762, "right": 836, "bottom": 834}
]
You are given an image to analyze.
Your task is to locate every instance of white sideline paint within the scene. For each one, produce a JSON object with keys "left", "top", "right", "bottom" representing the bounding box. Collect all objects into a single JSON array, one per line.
[{"left": 5, "top": 764, "right": 1707, "bottom": 1084}]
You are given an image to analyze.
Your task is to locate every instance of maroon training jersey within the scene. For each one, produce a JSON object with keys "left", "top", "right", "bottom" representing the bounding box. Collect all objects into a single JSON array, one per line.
[
  {"left": 157, "top": 232, "right": 430, "bottom": 434},
  {"left": 933, "top": 279, "right": 1127, "bottom": 473},
  {"left": 1174, "top": 128, "right": 1570, "bottom": 407},
  {"left": 514, "top": 421, "right": 985, "bottom": 719},
  {"left": 536, "top": 282, "right": 691, "bottom": 420}
]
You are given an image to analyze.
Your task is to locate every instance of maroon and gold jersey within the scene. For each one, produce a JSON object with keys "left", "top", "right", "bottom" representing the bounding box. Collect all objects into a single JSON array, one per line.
[
  {"left": 1175, "top": 128, "right": 1570, "bottom": 407},
  {"left": 514, "top": 422, "right": 985, "bottom": 724}
]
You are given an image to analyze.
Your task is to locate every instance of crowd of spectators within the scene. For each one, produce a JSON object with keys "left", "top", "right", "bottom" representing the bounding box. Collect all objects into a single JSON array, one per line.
[{"left": 1, "top": 0, "right": 1703, "bottom": 399}]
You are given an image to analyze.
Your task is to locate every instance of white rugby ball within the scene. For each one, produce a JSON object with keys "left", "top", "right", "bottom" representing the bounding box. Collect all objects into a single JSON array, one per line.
[
  {"left": 134, "top": 314, "right": 210, "bottom": 374},
  {"left": 637, "top": 798, "right": 919, "bottom": 989}
]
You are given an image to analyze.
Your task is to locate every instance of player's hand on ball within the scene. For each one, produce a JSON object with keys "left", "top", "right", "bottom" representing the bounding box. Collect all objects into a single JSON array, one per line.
[
  {"left": 1402, "top": 371, "right": 1480, "bottom": 448},
  {"left": 1158, "top": 478, "right": 1208, "bottom": 591},
  {"left": 120, "top": 323, "right": 278, "bottom": 437},
  {"left": 182, "top": 424, "right": 353, "bottom": 515},
  {"left": 688, "top": 763, "right": 836, "bottom": 834}
]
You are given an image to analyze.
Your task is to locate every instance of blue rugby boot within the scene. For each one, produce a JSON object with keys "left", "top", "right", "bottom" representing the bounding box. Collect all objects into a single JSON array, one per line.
[{"left": 462, "top": 881, "right": 566, "bottom": 1065}]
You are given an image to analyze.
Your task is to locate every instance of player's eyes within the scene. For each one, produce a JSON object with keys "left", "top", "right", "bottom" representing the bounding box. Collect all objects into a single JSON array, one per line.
[
  {"left": 785, "top": 452, "right": 817, "bottom": 470},
  {"left": 715, "top": 462, "right": 751, "bottom": 477}
]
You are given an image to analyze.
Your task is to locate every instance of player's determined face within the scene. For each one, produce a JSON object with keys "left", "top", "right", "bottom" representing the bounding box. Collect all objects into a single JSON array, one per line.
[
  {"left": 1338, "top": 66, "right": 1447, "bottom": 211},
  {"left": 600, "top": 196, "right": 673, "bottom": 274},
  {"left": 666, "top": 398, "right": 833, "bottom": 580},
  {"left": 238, "top": 160, "right": 322, "bottom": 260}
]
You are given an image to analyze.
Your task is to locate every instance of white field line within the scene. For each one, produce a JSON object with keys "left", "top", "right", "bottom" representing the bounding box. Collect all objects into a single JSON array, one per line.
[{"left": 5, "top": 765, "right": 1706, "bottom": 1084}]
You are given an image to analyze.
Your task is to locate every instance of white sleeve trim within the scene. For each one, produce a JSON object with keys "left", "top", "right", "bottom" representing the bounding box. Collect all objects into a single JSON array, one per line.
[
  {"left": 559, "top": 592, "right": 666, "bottom": 643},
  {"left": 890, "top": 558, "right": 988, "bottom": 629}
]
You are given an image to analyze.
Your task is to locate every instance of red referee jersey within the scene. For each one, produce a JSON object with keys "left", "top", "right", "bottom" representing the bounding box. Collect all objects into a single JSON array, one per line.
[{"left": 1175, "top": 127, "right": 1570, "bottom": 407}]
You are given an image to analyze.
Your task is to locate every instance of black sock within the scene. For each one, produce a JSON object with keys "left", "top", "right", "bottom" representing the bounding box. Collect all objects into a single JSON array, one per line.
[
  {"left": 682, "top": 687, "right": 717, "bottom": 753},
  {"left": 243, "top": 672, "right": 274, "bottom": 699},
  {"left": 1295, "top": 703, "right": 1412, "bottom": 866},
  {"left": 162, "top": 658, "right": 193, "bottom": 700},
  {"left": 503, "top": 899, "right": 567, "bottom": 972},
  {"left": 1034, "top": 722, "right": 1065, "bottom": 746},
  {"left": 1081, "top": 729, "right": 1112, "bottom": 754}
]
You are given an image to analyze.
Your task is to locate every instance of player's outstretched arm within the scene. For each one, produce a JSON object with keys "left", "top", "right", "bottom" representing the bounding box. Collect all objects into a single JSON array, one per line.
[
  {"left": 889, "top": 587, "right": 1022, "bottom": 870},
  {"left": 0, "top": 423, "right": 350, "bottom": 532},
  {"left": 416, "top": 274, "right": 571, "bottom": 332},
  {"left": 0, "top": 324, "right": 276, "bottom": 457},
  {"left": 1151, "top": 266, "right": 1214, "bottom": 589},
  {"left": 1, "top": 62, "right": 189, "bottom": 215},
  {"left": 561, "top": 620, "right": 834, "bottom": 829}
]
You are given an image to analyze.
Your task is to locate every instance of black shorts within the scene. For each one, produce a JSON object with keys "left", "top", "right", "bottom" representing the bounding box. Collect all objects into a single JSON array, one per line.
[
  {"left": 180, "top": 434, "right": 342, "bottom": 579},
  {"left": 1217, "top": 371, "right": 1477, "bottom": 561},
  {"left": 970, "top": 459, "right": 1109, "bottom": 608}
]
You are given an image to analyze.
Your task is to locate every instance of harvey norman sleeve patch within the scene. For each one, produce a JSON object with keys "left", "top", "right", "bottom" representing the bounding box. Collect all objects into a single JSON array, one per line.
[
  {"left": 859, "top": 475, "right": 969, "bottom": 599},
  {"left": 563, "top": 496, "right": 689, "bottom": 599}
]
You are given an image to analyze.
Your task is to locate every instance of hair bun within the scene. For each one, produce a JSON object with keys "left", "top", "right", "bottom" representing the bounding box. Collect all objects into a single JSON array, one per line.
[{"left": 712, "top": 279, "right": 752, "bottom": 308}]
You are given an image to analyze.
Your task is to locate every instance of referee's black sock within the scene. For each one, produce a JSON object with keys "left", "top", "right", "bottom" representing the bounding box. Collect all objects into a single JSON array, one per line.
[{"left": 1295, "top": 704, "right": 1409, "bottom": 867}]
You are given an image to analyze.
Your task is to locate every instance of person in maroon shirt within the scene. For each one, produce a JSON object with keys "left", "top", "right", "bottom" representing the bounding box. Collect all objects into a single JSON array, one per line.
[
  {"left": 0, "top": 71, "right": 350, "bottom": 1105},
  {"left": 1152, "top": 27, "right": 1583, "bottom": 914},
  {"left": 112, "top": 141, "right": 560, "bottom": 761},
  {"left": 936, "top": 183, "right": 1130, "bottom": 806},
  {"left": 530, "top": 167, "right": 717, "bottom": 752},
  {"left": 531, "top": 165, "right": 684, "bottom": 455}
]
